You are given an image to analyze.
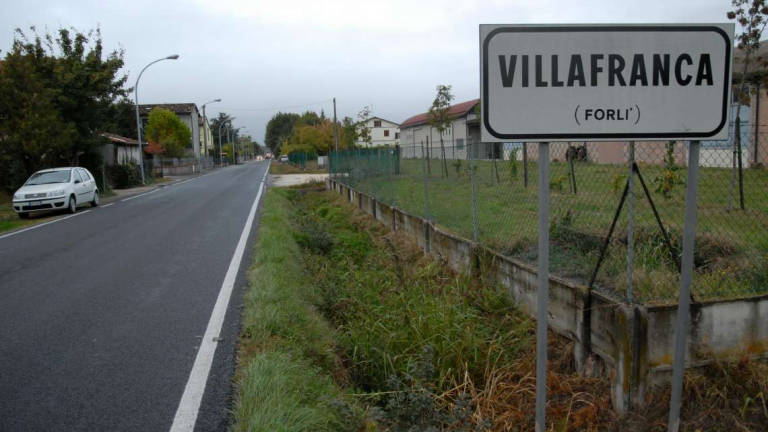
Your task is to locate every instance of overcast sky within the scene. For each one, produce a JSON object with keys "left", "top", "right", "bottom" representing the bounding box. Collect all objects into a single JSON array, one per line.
[{"left": 1, "top": 0, "right": 732, "bottom": 142}]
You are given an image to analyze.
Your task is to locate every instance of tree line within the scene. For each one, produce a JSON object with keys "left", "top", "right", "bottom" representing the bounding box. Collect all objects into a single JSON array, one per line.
[
  {"left": 264, "top": 110, "right": 358, "bottom": 156},
  {"left": 0, "top": 25, "right": 230, "bottom": 192}
]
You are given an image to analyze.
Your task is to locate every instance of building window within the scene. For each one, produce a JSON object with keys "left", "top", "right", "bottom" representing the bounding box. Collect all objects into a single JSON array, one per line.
[
  {"left": 384, "top": 130, "right": 389, "bottom": 137},
  {"left": 395, "top": 132, "right": 400, "bottom": 139},
  {"left": 374, "top": 120, "right": 382, "bottom": 127},
  {"left": 456, "top": 138, "right": 465, "bottom": 150}
]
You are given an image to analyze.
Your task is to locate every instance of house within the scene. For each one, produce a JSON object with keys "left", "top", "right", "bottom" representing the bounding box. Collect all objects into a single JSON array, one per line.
[
  {"left": 100, "top": 133, "right": 142, "bottom": 165},
  {"left": 199, "top": 114, "right": 214, "bottom": 157},
  {"left": 138, "top": 103, "right": 202, "bottom": 157},
  {"left": 399, "top": 99, "right": 501, "bottom": 160},
  {"left": 357, "top": 116, "right": 400, "bottom": 147}
]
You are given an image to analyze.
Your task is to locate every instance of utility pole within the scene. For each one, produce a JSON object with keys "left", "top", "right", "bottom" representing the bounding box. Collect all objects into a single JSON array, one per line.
[{"left": 333, "top": 97, "right": 339, "bottom": 152}]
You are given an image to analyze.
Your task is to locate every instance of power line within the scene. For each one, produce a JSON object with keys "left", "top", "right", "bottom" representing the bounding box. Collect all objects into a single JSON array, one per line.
[{"left": 216, "top": 99, "right": 333, "bottom": 113}]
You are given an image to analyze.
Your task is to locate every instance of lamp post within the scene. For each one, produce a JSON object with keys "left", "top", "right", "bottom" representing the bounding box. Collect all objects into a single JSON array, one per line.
[
  {"left": 134, "top": 54, "right": 179, "bottom": 184},
  {"left": 201, "top": 98, "right": 221, "bottom": 161},
  {"left": 218, "top": 119, "right": 231, "bottom": 167}
]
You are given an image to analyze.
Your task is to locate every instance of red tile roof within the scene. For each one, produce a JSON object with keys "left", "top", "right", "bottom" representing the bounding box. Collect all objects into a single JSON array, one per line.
[
  {"left": 400, "top": 99, "right": 479, "bottom": 129},
  {"left": 100, "top": 132, "right": 140, "bottom": 145}
]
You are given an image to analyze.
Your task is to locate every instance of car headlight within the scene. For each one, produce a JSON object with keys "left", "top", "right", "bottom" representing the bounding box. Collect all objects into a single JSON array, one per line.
[
  {"left": 13, "top": 193, "right": 22, "bottom": 200},
  {"left": 48, "top": 189, "right": 67, "bottom": 197}
]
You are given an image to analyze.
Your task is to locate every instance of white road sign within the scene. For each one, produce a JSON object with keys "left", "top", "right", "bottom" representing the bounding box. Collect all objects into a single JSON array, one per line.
[{"left": 480, "top": 24, "right": 734, "bottom": 142}]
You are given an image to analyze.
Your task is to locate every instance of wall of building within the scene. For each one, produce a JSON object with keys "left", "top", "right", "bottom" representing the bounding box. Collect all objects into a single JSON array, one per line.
[
  {"left": 749, "top": 89, "right": 768, "bottom": 166},
  {"left": 400, "top": 116, "right": 470, "bottom": 160},
  {"left": 357, "top": 118, "right": 400, "bottom": 147}
]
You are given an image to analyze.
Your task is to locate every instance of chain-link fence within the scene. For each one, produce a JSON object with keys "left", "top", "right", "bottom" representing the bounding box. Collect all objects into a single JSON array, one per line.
[
  {"left": 287, "top": 152, "right": 318, "bottom": 169},
  {"left": 330, "top": 130, "right": 768, "bottom": 305}
]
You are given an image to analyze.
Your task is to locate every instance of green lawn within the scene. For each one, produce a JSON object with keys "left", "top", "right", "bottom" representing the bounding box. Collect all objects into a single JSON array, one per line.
[
  {"left": 340, "top": 157, "right": 768, "bottom": 303},
  {"left": 0, "top": 192, "right": 61, "bottom": 234}
]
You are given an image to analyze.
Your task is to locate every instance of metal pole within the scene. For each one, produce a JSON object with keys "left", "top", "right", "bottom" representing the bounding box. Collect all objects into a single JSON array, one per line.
[
  {"left": 333, "top": 97, "right": 339, "bottom": 152},
  {"left": 470, "top": 140, "right": 479, "bottom": 243},
  {"left": 627, "top": 142, "right": 636, "bottom": 302},
  {"left": 667, "top": 141, "right": 701, "bottom": 432},
  {"left": 227, "top": 125, "right": 232, "bottom": 165},
  {"left": 523, "top": 142, "right": 529, "bottom": 188},
  {"left": 133, "top": 55, "right": 179, "bottom": 185},
  {"left": 535, "top": 142, "right": 550, "bottom": 432}
]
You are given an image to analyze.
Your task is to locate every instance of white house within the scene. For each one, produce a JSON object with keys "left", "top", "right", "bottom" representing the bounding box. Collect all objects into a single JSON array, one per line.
[
  {"left": 357, "top": 116, "right": 400, "bottom": 147},
  {"left": 399, "top": 99, "right": 501, "bottom": 160}
]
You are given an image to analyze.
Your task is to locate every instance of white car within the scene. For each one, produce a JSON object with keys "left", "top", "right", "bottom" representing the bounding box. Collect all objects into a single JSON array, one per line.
[
  {"left": 12, "top": 167, "right": 99, "bottom": 218},
  {"left": 280, "top": 155, "right": 289, "bottom": 162}
]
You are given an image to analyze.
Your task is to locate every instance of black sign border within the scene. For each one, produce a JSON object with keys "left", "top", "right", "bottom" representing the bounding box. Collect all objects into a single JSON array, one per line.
[{"left": 481, "top": 25, "right": 732, "bottom": 140}]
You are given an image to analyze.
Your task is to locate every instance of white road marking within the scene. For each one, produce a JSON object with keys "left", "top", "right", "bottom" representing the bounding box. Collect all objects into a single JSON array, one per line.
[
  {"left": 120, "top": 188, "right": 158, "bottom": 202},
  {"left": 169, "top": 165, "right": 269, "bottom": 432},
  {"left": 0, "top": 210, "right": 92, "bottom": 241},
  {"left": 101, "top": 203, "right": 115, "bottom": 208},
  {"left": 173, "top": 179, "right": 194, "bottom": 187}
]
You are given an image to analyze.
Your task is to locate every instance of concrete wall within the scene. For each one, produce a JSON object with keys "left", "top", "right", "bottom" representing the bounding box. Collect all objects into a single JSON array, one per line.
[{"left": 327, "top": 177, "right": 768, "bottom": 413}]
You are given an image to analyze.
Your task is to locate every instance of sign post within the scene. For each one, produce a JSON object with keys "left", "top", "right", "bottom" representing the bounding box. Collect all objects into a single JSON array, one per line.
[{"left": 480, "top": 24, "right": 733, "bottom": 432}]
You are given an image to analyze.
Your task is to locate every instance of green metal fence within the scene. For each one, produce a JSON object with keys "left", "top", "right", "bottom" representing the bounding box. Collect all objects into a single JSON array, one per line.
[{"left": 330, "top": 140, "right": 768, "bottom": 306}]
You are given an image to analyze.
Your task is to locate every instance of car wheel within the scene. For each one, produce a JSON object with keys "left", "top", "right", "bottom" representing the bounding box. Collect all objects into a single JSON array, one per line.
[
  {"left": 18, "top": 212, "right": 29, "bottom": 219},
  {"left": 68, "top": 196, "right": 77, "bottom": 214},
  {"left": 91, "top": 191, "right": 99, "bottom": 207}
]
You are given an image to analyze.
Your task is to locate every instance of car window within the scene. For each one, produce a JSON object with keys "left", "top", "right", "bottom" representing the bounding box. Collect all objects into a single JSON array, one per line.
[
  {"left": 73, "top": 170, "right": 84, "bottom": 183},
  {"left": 79, "top": 169, "right": 91, "bottom": 181},
  {"left": 25, "top": 170, "right": 72, "bottom": 185}
]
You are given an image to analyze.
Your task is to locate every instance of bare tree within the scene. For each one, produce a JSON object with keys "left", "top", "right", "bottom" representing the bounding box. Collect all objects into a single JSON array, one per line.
[
  {"left": 428, "top": 85, "right": 454, "bottom": 178},
  {"left": 727, "top": 0, "right": 768, "bottom": 210}
]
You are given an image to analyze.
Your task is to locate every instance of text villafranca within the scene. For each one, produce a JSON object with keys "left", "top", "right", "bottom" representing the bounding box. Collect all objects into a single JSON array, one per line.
[{"left": 498, "top": 53, "right": 715, "bottom": 87}]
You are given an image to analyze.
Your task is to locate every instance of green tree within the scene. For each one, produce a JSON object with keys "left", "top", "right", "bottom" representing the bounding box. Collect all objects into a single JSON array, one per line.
[
  {"left": 0, "top": 26, "right": 128, "bottom": 191},
  {"left": 265, "top": 112, "right": 300, "bottom": 154},
  {"left": 144, "top": 108, "right": 191, "bottom": 158},
  {"left": 105, "top": 98, "right": 137, "bottom": 138},
  {"left": 427, "top": 84, "right": 453, "bottom": 177}
]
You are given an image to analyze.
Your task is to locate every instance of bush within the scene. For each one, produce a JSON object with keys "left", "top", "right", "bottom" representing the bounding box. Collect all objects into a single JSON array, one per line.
[{"left": 107, "top": 162, "right": 141, "bottom": 189}]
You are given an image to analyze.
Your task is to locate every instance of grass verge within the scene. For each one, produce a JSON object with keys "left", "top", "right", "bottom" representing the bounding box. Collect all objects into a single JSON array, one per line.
[{"left": 233, "top": 186, "right": 768, "bottom": 431}]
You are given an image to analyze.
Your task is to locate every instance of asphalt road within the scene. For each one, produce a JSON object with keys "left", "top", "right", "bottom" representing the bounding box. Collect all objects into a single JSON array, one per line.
[{"left": 0, "top": 161, "right": 269, "bottom": 431}]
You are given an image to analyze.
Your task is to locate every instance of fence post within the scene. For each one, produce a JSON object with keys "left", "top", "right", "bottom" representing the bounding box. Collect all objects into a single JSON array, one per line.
[
  {"left": 667, "top": 141, "right": 701, "bottom": 432},
  {"left": 422, "top": 140, "right": 430, "bottom": 220},
  {"left": 523, "top": 142, "right": 529, "bottom": 188},
  {"left": 626, "top": 142, "right": 636, "bottom": 302},
  {"left": 469, "top": 141, "right": 479, "bottom": 243}
]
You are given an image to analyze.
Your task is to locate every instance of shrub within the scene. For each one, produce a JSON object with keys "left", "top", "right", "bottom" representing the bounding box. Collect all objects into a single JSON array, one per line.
[{"left": 107, "top": 162, "right": 141, "bottom": 189}]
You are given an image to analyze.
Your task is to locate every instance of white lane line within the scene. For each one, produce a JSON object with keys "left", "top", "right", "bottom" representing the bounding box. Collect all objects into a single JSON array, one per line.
[
  {"left": 0, "top": 210, "right": 92, "bottom": 241},
  {"left": 101, "top": 203, "right": 115, "bottom": 208},
  {"left": 169, "top": 166, "right": 269, "bottom": 432},
  {"left": 121, "top": 188, "right": 159, "bottom": 202},
  {"left": 173, "top": 179, "right": 194, "bottom": 187}
]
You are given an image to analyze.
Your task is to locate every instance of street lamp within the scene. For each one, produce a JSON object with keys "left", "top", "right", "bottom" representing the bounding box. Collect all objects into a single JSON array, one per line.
[
  {"left": 201, "top": 98, "right": 221, "bottom": 160},
  {"left": 218, "top": 119, "right": 232, "bottom": 167},
  {"left": 134, "top": 54, "right": 180, "bottom": 184}
]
